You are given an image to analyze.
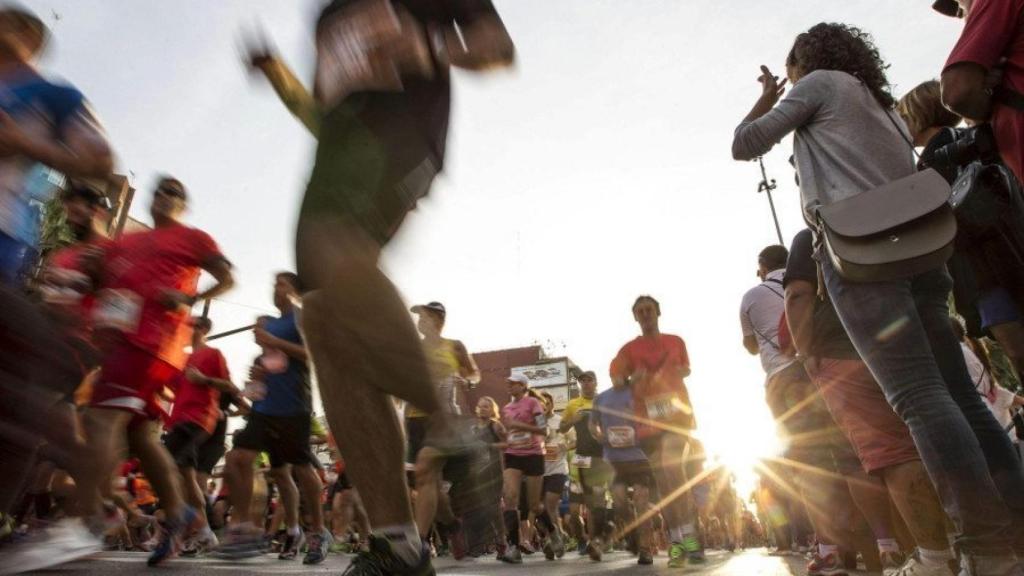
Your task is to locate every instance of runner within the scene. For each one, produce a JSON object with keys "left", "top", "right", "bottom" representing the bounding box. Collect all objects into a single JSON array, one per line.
[
  {"left": 247, "top": 3, "right": 513, "bottom": 574},
  {"left": 163, "top": 317, "right": 240, "bottom": 555},
  {"left": 610, "top": 296, "right": 705, "bottom": 568},
  {"left": 216, "top": 272, "right": 329, "bottom": 564},
  {"left": 560, "top": 370, "right": 614, "bottom": 561},
  {"left": 499, "top": 374, "right": 547, "bottom": 564},
  {"left": 591, "top": 376, "right": 656, "bottom": 566},
  {"left": 470, "top": 396, "right": 507, "bottom": 557},
  {"left": 538, "top": 391, "right": 569, "bottom": 561},
  {"left": 409, "top": 302, "right": 480, "bottom": 553}
]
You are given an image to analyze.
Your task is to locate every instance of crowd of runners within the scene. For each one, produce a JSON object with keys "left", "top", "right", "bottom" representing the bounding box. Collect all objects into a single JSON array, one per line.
[{"left": 2, "top": 1, "right": 1024, "bottom": 576}]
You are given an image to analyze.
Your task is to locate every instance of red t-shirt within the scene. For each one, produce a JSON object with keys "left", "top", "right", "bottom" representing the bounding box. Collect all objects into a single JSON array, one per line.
[
  {"left": 44, "top": 239, "right": 111, "bottom": 339},
  {"left": 168, "top": 345, "right": 230, "bottom": 434},
  {"left": 100, "top": 223, "right": 224, "bottom": 369},
  {"left": 945, "top": 0, "right": 1024, "bottom": 182},
  {"left": 609, "top": 333, "right": 694, "bottom": 434}
]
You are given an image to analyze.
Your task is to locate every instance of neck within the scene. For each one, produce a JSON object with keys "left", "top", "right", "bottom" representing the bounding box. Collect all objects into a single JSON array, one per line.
[
  {"left": 152, "top": 214, "right": 178, "bottom": 229},
  {"left": 0, "top": 56, "right": 29, "bottom": 74},
  {"left": 641, "top": 326, "right": 660, "bottom": 337},
  {"left": 278, "top": 301, "right": 293, "bottom": 316}
]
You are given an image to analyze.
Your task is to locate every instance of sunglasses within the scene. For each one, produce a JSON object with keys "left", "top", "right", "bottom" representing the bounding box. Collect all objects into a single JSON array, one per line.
[{"left": 155, "top": 185, "right": 186, "bottom": 200}]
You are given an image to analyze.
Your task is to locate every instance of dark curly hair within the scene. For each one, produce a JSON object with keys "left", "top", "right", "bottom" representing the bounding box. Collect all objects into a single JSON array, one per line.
[{"left": 786, "top": 23, "right": 895, "bottom": 109}]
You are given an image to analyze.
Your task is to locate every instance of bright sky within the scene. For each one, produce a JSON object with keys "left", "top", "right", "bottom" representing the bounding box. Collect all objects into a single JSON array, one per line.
[{"left": 28, "top": 0, "right": 967, "bottom": 493}]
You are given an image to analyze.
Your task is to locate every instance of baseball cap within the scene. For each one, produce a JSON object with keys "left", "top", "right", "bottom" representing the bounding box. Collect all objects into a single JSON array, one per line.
[
  {"left": 411, "top": 301, "right": 446, "bottom": 319},
  {"left": 932, "top": 0, "right": 961, "bottom": 17},
  {"left": 577, "top": 370, "right": 596, "bottom": 381},
  {"left": 506, "top": 373, "right": 529, "bottom": 385},
  {"left": 0, "top": 2, "right": 48, "bottom": 56}
]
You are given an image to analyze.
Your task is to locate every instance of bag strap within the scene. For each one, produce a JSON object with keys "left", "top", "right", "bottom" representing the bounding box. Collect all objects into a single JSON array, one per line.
[{"left": 881, "top": 107, "right": 921, "bottom": 161}]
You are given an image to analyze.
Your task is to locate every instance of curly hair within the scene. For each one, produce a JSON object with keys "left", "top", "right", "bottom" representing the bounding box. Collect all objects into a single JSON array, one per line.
[{"left": 786, "top": 23, "right": 896, "bottom": 109}]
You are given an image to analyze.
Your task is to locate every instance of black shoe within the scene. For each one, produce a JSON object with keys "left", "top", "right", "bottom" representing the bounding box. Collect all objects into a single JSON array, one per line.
[
  {"left": 278, "top": 531, "right": 305, "bottom": 560},
  {"left": 342, "top": 535, "right": 435, "bottom": 576}
]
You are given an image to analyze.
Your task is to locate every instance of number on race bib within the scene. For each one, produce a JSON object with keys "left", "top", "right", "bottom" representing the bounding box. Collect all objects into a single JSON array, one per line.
[
  {"left": 606, "top": 426, "right": 636, "bottom": 448},
  {"left": 645, "top": 393, "right": 683, "bottom": 422},
  {"left": 571, "top": 454, "right": 592, "bottom": 469},
  {"left": 93, "top": 289, "right": 143, "bottom": 333},
  {"left": 544, "top": 445, "right": 562, "bottom": 462},
  {"left": 508, "top": 431, "right": 532, "bottom": 449}
]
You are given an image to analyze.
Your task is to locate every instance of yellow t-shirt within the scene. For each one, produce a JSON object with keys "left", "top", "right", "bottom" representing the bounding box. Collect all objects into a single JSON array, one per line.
[{"left": 407, "top": 339, "right": 460, "bottom": 418}]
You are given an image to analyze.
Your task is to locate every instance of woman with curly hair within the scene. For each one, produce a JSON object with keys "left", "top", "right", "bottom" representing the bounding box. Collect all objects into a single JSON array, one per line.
[{"left": 733, "top": 23, "right": 1024, "bottom": 576}]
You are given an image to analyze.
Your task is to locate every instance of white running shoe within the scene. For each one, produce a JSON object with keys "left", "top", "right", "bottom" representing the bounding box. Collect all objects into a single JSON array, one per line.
[
  {"left": 886, "top": 556, "right": 955, "bottom": 576},
  {"left": 0, "top": 518, "right": 101, "bottom": 575}
]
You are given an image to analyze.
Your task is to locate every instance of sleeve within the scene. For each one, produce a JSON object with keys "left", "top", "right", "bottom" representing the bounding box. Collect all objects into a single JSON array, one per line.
[
  {"left": 609, "top": 345, "right": 634, "bottom": 381},
  {"left": 783, "top": 229, "right": 818, "bottom": 288},
  {"left": 944, "top": 0, "right": 1024, "bottom": 72},
  {"left": 739, "top": 293, "right": 754, "bottom": 337},
  {"left": 675, "top": 337, "right": 690, "bottom": 370},
  {"left": 732, "top": 70, "right": 833, "bottom": 161},
  {"left": 563, "top": 400, "right": 577, "bottom": 422},
  {"left": 992, "top": 383, "right": 1017, "bottom": 412},
  {"left": 215, "top": 350, "right": 231, "bottom": 381},
  {"left": 190, "top": 229, "right": 227, "bottom": 268}
]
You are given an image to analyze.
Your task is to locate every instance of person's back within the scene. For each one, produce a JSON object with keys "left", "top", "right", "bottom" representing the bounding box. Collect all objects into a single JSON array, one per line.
[{"left": 734, "top": 68, "right": 915, "bottom": 221}]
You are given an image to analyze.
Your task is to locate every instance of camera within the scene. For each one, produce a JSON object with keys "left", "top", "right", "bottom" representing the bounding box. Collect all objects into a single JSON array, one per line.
[{"left": 919, "top": 124, "right": 1000, "bottom": 184}]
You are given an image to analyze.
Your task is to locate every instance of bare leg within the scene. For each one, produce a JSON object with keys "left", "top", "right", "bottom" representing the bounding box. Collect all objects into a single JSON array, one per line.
[
  {"left": 270, "top": 466, "right": 299, "bottom": 530},
  {"left": 844, "top": 471, "right": 895, "bottom": 540},
  {"left": 179, "top": 467, "right": 208, "bottom": 527},
  {"left": 77, "top": 408, "right": 130, "bottom": 520},
  {"left": 224, "top": 449, "right": 257, "bottom": 526},
  {"left": 883, "top": 460, "right": 950, "bottom": 551},
  {"left": 127, "top": 420, "right": 184, "bottom": 519},
  {"left": 295, "top": 464, "right": 325, "bottom": 532},
  {"left": 502, "top": 468, "right": 524, "bottom": 546}
]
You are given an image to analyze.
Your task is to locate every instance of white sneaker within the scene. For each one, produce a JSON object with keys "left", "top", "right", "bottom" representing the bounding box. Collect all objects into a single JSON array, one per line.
[
  {"left": 958, "top": 554, "right": 1023, "bottom": 576},
  {"left": 886, "top": 556, "right": 955, "bottom": 576},
  {"left": 0, "top": 518, "right": 101, "bottom": 575}
]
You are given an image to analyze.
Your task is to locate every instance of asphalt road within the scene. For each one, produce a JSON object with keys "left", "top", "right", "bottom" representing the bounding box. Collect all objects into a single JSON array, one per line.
[{"left": 32, "top": 548, "right": 869, "bottom": 575}]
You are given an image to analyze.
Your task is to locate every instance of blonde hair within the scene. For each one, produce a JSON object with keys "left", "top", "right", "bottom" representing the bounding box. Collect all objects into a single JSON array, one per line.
[
  {"left": 477, "top": 396, "right": 500, "bottom": 421},
  {"left": 897, "top": 80, "right": 961, "bottom": 139}
]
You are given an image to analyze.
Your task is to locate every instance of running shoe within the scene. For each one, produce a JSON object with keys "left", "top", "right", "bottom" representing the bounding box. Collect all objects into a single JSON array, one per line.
[
  {"left": 667, "top": 542, "right": 687, "bottom": 569},
  {"left": 587, "top": 539, "right": 603, "bottom": 562},
  {"left": 881, "top": 550, "right": 908, "bottom": 574},
  {"left": 304, "top": 530, "right": 331, "bottom": 565},
  {"left": 341, "top": 535, "right": 435, "bottom": 576},
  {"left": 638, "top": 548, "right": 655, "bottom": 566},
  {"left": 0, "top": 518, "right": 101, "bottom": 575},
  {"left": 148, "top": 506, "right": 197, "bottom": 566},
  {"left": 683, "top": 534, "right": 706, "bottom": 564},
  {"left": 806, "top": 551, "right": 849, "bottom": 576},
  {"left": 210, "top": 524, "right": 264, "bottom": 560},
  {"left": 520, "top": 540, "right": 536, "bottom": 555},
  {"left": 543, "top": 536, "right": 556, "bottom": 561},
  {"left": 279, "top": 530, "right": 306, "bottom": 560},
  {"left": 181, "top": 528, "right": 219, "bottom": 557},
  {"left": 498, "top": 546, "right": 523, "bottom": 564},
  {"left": 553, "top": 531, "right": 566, "bottom": 559},
  {"left": 885, "top": 555, "right": 955, "bottom": 576},
  {"left": 576, "top": 538, "right": 588, "bottom": 555}
]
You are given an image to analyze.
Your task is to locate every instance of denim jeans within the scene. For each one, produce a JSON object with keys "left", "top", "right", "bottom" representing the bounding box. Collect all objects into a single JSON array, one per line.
[{"left": 821, "top": 258, "right": 1024, "bottom": 555}]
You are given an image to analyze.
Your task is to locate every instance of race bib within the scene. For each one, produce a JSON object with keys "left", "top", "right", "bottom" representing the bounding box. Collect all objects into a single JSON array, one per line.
[
  {"left": 571, "top": 454, "right": 592, "bottom": 469},
  {"left": 508, "top": 431, "right": 532, "bottom": 449},
  {"left": 607, "top": 426, "right": 636, "bottom": 448},
  {"left": 314, "top": 0, "right": 405, "bottom": 108},
  {"left": 261, "top": 349, "right": 288, "bottom": 374},
  {"left": 243, "top": 380, "right": 267, "bottom": 401},
  {"left": 544, "top": 445, "right": 562, "bottom": 462},
  {"left": 93, "top": 289, "right": 143, "bottom": 333},
  {"left": 645, "top": 393, "right": 684, "bottom": 422}
]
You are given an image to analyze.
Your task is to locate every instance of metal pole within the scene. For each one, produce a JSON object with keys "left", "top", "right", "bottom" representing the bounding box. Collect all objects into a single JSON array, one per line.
[
  {"left": 207, "top": 324, "right": 256, "bottom": 341},
  {"left": 757, "top": 157, "right": 785, "bottom": 245}
]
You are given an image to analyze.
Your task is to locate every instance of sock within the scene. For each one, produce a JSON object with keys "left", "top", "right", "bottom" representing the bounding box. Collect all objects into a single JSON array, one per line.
[
  {"left": 373, "top": 523, "right": 422, "bottom": 566},
  {"left": 918, "top": 547, "right": 955, "bottom": 568},
  {"left": 288, "top": 525, "right": 301, "bottom": 537},
  {"left": 877, "top": 538, "right": 899, "bottom": 554},
  {"left": 819, "top": 543, "right": 839, "bottom": 558},
  {"left": 669, "top": 527, "right": 684, "bottom": 543},
  {"left": 504, "top": 510, "right": 521, "bottom": 547},
  {"left": 681, "top": 523, "right": 696, "bottom": 536}
]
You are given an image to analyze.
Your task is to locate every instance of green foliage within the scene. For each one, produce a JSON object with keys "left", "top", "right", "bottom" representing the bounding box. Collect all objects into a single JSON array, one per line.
[{"left": 37, "top": 195, "right": 74, "bottom": 263}]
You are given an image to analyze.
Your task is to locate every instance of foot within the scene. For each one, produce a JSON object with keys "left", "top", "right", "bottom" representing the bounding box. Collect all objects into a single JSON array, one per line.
[
  {"left": 881, "top": 550, "right": 907, "bottom": 574},
  {"left": 587, "top": 539, "right": 603, "bottom": 562},
  {"left": 886, "top": 555, "right": 955, "bottom": 576},
  {"left": 806, "top": 551, "right": 849, "bottom": 576},
  {"left": 543, "top": 536, "right": 555, "bottom": 561},
  {"left": 683, "top": 535, "right": 706, "bottom": 564},
  {"left": 668, "top": 542, "right": 687, "bottom": 569},
  {"left": 958, "top": 554, "right": 1024, "bottom": 576},
  {"left": 498, "top": 546, "right": 523, "bottom": 564},
  {"left": 210, "top": 524, "right": 265, "bottom": 560},
  {"left": 278, "top": 530, "right": 306, "bottom": 560},
  {"left": 0, "top": 518, "right": 101, "bottom": 574},
  {"left": 303, "top": 530, "right": 331, "bottom": 565},
  {"left": 553, "top": 532, "right": 566, "bottom": 559},
  {"left": 520, "top": 540, "right": 536, "bottom": 555},
  {"left": 148, "top": 506, "right": 197, "bottom": 567},
  {"left": 341, "top": 535, "right": 434, "bottom": 576},
  {"left": 181, "top": 528, "right": 219, "bottom": 557},
  {"left": 639, "top": 548, "right": 655, "bottom": 565}
]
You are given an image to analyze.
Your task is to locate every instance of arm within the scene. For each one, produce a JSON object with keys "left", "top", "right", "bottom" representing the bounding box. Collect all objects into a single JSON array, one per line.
[
  {"left": 253, "top": 55, "right": 321, "bottom": 137},
  {"left": 439, "top": 13, "right": 515, "bottom": 71},
  {"left": 452, "top": 340, "right": 481, "bottom": 384},
  {"left": 942, "top": 63, "right": 993, "bottom": 121},
  {"left": 732, "top": 68, "right": 825, "bottom": 161},
  {"left": 2, "top": 108, "right": 114, "bottom": 179},
  {"left": 254, "top": 326, "right": 308, "bottom": 362},
  {"left": 588, "top": 410, "right": 603, "bottom": 444},
  {"left": 506, "top": 419, "right": 546, "bottom": 435},
  {"left": 196, "top": 257, "right": 235, "bottom": 303},
  {"left": 784, "top": 279, "right": 816, "bottom": 357},
  {"left": 558, "top": 404, "right": 577, "bottom": 433},
  {"left": 743, "top": 335, "right": 759, "bottom": 355}
]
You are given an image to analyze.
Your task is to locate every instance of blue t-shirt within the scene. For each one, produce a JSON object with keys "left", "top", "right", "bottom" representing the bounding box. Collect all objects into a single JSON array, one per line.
[
  {"left": 252, "top": 311, "right": 312, "bottom": 417},
  {"left": 594, "top": 387, "right": 647, "bottom": 463}
]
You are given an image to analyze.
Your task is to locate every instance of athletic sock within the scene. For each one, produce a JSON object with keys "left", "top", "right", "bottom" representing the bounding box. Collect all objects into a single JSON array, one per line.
[
  {"left": 504, "top": 510, "right": 521, "bottom": 547},
  {"left": 818, "top": 543, "right": 839, "bottom": 558},
  {"left": 373, "top": 523, "right": 422, "bottom": 566},
  {"left": 876, "top": 538, "right": 900, "bottom": 554},
  {"left": 918, "top": 547, "right": 955, "bottom": 568},
  {"left": 537, "top": 511, "right": 555, "bottom": 535},
  {"left": 287, "top": 525, "right": 301, "bottom": 537}
]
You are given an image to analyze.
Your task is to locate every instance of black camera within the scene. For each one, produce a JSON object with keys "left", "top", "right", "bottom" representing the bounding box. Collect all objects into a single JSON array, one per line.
[{"left": 919, "top": 124, "right": 1000, "bottom": 184}]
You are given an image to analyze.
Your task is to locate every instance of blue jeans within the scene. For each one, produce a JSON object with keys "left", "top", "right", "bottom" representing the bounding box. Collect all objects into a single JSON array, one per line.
[{"left": 821, "top": 257, "right": 1024, "bottom": 555}]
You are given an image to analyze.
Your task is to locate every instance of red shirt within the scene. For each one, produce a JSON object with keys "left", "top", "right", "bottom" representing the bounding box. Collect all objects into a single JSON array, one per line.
[
  {"left": 168, "top": 345, "right": 230, "bottom": 434},
  {"left": 609, "top": 333, "right": 694, "bottom": 434},
  {"left": 100, "top": 223, "right": 223, "bottom": 368},
  {"left": 945, "top": 0, "right": 1024, "bottom": 182},
  {"left": 44, "top": 238, "right": 111, "bottom": 339}
]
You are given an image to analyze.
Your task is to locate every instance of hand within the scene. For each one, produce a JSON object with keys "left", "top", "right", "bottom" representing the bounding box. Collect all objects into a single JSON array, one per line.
[
  {"left": 757, "top": 65, "right": 787, "bottom": 106},
  {"left": 985, "top": 59, "right": 1006, "bottom": 92},
  {"left": 185, "top": 367, "right": 208, "bottom": 385},
  {"left": 240, "top": 25, "right": 276, "bottom": 73},
  {"left": 158, "top": 289, "right": 193, "bottom": 311},
  {"left": 248, "top": 363, "right": 266, "bottom": 382},
  {"left": 253, "top": 326, "right": 279, "bottom": 348},
  {"left": 0, "top": 110, "right": 29, "bottom": 157}
]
